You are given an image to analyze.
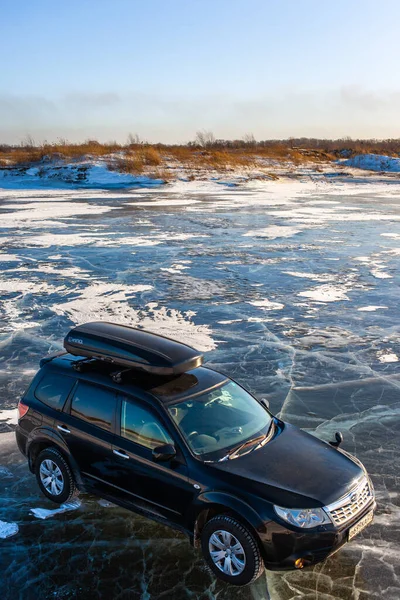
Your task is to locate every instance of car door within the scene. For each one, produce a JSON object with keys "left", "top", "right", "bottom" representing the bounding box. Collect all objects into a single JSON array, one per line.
[
  {"left": 54, "top": 380, "right": 117, "bottom": 493},
  {"left": 109, "top": 394, "right": 193, "bottom": 527}
]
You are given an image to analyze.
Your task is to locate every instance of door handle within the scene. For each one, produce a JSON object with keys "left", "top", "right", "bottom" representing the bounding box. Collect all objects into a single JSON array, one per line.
[
  {"left": 57, "top": 425, "right": 70, "bottom": 434},
  {"left": 113, "top": 449, "right": 129, "bottom": 459}
]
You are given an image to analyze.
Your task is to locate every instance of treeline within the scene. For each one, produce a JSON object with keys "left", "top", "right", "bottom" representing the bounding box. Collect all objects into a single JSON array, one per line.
[{"left": 1, "top": 133, "right": 400, "bottom": 166}]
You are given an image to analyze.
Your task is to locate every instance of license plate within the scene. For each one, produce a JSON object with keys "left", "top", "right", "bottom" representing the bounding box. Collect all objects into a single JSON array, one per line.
[{"left": 348, "top": 510, "right": 374, "bottom": 541}]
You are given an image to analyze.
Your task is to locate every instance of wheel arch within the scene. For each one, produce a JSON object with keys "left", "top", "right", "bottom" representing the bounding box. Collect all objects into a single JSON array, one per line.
[
  {"left": 192, "top": 492, "right": 267, "bottom": 550},
  {"left": 27, "top": 429, "right": 85, "bottom": 490}
]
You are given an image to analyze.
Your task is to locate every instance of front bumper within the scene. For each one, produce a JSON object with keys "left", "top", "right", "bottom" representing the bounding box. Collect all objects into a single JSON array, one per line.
[{"left": 260, "top": 500, "right": 376, "bottom": 570}]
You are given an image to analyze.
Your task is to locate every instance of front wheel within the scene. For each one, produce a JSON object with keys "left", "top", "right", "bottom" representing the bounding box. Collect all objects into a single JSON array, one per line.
[
  {"left": 35, "top": 447, "right": 78, "bottom": 504},
  {"left": 201, "top": 515, "right": 265, "bottom": 586}
]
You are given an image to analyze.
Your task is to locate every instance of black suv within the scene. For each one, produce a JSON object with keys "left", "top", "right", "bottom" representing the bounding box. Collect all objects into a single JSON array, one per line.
[{"left": 16, "top": 322, "right": 376, "bottom": 586}]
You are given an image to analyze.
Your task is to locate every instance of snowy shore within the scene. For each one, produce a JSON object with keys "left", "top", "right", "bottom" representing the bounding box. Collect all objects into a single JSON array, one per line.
[{"left": 1, "top": 153, "right": 400, "bottom": 191}]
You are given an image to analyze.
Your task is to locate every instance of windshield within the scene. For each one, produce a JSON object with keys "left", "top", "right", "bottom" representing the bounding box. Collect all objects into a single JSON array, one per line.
[{"left": 167, "top": 381, "right": 272, "bottom": 459}]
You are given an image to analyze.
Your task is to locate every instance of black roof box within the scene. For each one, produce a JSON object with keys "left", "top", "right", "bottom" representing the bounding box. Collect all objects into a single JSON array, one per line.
[{"left": 63, "top": 322, "right": 204, "bottom": 375}]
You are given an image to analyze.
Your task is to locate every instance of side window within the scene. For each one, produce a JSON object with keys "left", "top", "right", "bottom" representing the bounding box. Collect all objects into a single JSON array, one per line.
[
  {"left": 71, "top": 382, "right": 116, "bottom": 432},
  {"left": 35, "top": 373, "right": 75, "bottom": 411},
  {"left": 121, "top": 398, "right": 173, "bottom": 450}
]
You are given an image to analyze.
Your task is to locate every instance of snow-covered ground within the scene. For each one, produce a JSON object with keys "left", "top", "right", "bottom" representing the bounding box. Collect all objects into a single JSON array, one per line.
[
  {"left": 0, "top": 161, "right": 164, "bottom": 189},
  {"left": 2, "top": 152, "right": 400, "bottom": 193},
  {"left": 342, "top": 153, "right": 400, "bottom": 173}
]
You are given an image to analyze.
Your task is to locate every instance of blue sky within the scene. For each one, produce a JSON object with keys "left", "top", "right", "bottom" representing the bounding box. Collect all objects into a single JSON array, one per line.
[{"left": 2, "top": 0, "right": 400, "bottom": 143}]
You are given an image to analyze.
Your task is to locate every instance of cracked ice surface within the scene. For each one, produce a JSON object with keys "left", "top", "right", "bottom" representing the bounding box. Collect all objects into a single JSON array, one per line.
[{"left": 1, "top": 178, "right": 400, "bottom": 598}]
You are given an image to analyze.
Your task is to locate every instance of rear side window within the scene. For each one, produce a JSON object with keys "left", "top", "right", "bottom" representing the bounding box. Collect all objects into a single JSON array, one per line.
[
  {"left": 71, "top": 382, "right": 116, "bottom": 432},
  {"left": 35, "top": 373, "right": 75, "bottom": 411},
  {"left": 121, "top": 398, "right": 173, "bottom": 449}
]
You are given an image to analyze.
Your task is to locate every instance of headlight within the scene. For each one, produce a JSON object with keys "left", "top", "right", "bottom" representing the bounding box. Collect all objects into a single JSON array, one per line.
[{"left": 274, "top": 505, "right": 331, "bottom": 529}]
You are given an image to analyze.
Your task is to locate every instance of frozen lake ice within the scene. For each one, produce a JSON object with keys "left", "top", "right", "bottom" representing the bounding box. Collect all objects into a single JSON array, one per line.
[{"left": 1, "top": 178, "right": 400, "bottom": 598}]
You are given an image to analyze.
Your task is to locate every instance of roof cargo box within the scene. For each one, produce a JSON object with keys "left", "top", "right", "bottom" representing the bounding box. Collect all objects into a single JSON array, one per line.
[{"left": 63, "top": 322, "right": 203, "bottom": 375}]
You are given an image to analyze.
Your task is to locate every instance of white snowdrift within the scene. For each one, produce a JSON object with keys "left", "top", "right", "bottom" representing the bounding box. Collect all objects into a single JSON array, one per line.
[
  {"left": 342, "top": 154, "right": 400, "bottom": 173},
  {"left": 0, "top": 161, "right": 165, "bottom": 190}
]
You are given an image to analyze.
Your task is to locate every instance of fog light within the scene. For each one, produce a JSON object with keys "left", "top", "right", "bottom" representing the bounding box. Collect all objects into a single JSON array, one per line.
[{"left": 295, "top": 558, "right": 305, "bottom": 569}]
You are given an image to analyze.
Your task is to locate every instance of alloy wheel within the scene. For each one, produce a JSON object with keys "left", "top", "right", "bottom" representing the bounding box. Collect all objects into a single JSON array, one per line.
[
  {"left": 208, "top": 529, "right": 246, "bottom": 576},
  {"left": 39, "top": 459, "right": 64, "bottom": 496}
]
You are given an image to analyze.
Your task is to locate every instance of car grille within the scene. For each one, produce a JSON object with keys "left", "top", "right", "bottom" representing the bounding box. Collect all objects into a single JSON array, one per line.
[{"left": 326, "top": 478, "right": 374, "bottom": 527}]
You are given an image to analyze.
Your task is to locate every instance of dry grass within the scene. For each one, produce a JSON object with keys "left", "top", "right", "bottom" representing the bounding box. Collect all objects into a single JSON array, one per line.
[
  {"left": 197, "top": 150, "right": 252, "bottom": 170},
  {"left": 149, "top": 168, "right": 172, "bottom": 182},
  {"left": 167, "top": 146, "right": 195, "bottom": 163},
  {"left": 111, "top": 155, "right": 144, "bottom": 175},
  {"left": 140, "top": 146, "right": 162, "bottom": 166},
  {"left": 0, "top": 141, "right": 122, "bottom": 166},
  {"left": 2, "top": 148, "right": 47, "bottom": 165},
  {"left": 0, "top": 138, "right": 375, "bottom": 184}
]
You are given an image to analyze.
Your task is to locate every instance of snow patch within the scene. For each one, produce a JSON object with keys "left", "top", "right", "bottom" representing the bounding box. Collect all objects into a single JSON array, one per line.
[
  {"left": 243, "top": 225, "right": 301, "bottom": 240},
  {"left": 0, "top": 200, "right": 117, "bottom": 228},
  {"left": 129, "top": 198, "right": 200, "bottom": 207},
  {"left": 342, "top": 154, "right": 400, "bottom": 173},
  {"left": 358, "top": 306, "right": 388, "bottom": 312},
  {"left": 50, "top": 286, "right": 215, "bottom": 351},
  {"left": 0, "top": 279, "right": 61, "bottom": 295},
  {"left": 0, "top": 161, "right": 165, "bottom": 190},
  {"left": 370, "top": 269, "right": 392, "bottom": 279},
  {"left": 30, "top": 499, "right": 81, "bottom": 520},
  {"left": 0, "top": 254, "right": 21, "bottom": 262},
  {"left": 160, "top": 264, "right": 191, "bottom": 274},
  {"left": 377, "top": 352, "right": 398, "bottom": 363},
  {"left": 51, "top": 283, "right": 152, "bottom": 323},
  {"left": 381, "top": 233, "right": 400, "bottom": 239},
  {"left": 218, "top": 319, "right": 243, "bottom": 325},
  {"left": 247, "top": 316, "right": 274, "bottom": 323},
  {"left": 0, "top": 409, "right": 18, "bottom": 425},
  {"left": 248, "top": 299, "right": 285, "bottom": 310},
  {"left": 298, "top": 285, "right": 350, "bottom": 302},
  {"left": 0, "top": 521, "right": 19, "bottom": 539},
  {"left": 284, "top": 271, "right": 335, "bottom": 283}
]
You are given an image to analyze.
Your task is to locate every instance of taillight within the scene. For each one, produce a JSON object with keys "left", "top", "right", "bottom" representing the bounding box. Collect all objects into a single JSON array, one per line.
[{"left": 18, "top": 401, "right": 29, "bottom": 419}]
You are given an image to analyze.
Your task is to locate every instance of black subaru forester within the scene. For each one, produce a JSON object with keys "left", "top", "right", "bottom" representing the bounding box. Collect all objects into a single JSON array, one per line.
[{"left": 16, "top": 322, "right": 376, "bottom": 586}]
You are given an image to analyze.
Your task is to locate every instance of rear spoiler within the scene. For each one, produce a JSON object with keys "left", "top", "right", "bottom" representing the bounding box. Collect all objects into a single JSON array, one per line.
[{"left": 39, "top": 350, "right": 67, "bottom": 367}]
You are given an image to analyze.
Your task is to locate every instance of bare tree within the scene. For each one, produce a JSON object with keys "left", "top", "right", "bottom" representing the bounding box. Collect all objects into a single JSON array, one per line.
[
  {"left": 242, "top": 133, "right": 256, "bottom": 147},
  {"left": 195, "top": 130, "right": 216, "bottom": 148},
  {"left": 21, "top": 134, "right": 35, "bottom": 148},
  {"left": 127, "top": 132, "right": 142, "bottom": 146}
]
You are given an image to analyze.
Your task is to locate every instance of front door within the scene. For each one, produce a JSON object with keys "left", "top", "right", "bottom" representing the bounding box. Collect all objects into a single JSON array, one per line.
[{"left": 110, "top": 394, "right": 193, "bottom": 527}]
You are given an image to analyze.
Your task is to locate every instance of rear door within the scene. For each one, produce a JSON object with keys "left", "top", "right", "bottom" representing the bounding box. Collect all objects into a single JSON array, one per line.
[
  {"left": 109, "top": 395, "right": 193, "bottom": 527},
  {"left": 54, "top": 380, "right": 117, "bottom": 493}
]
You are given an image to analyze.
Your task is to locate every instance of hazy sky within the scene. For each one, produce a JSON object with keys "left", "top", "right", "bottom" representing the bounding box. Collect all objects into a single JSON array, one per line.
[{"left": 2, "top": 0, "right": 400, "bottom": 144}]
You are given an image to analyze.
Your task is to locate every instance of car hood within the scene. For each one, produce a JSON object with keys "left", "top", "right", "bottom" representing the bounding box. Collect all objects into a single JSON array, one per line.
[{"left": 210, "top": 422, "right": 364, "bottom": 507}]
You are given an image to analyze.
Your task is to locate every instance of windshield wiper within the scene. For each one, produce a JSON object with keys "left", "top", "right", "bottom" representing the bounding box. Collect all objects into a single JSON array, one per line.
[
  {"left": 218, "top": 420, "right": 276, "bottom": 462},
  {"left": 252, "top": 420, "right": 275, "bottom": 452},
  {"left": 218, "top": 434, "right": 266, "bottom": 462}
]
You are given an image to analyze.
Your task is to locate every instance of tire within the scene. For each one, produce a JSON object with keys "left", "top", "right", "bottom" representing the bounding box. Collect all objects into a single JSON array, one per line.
[
  {"left": 35, "top": 447, "right": 78, "bottom": 504},
  {"left": 201, "top": 515, "right": 264, "bottom": 586}
]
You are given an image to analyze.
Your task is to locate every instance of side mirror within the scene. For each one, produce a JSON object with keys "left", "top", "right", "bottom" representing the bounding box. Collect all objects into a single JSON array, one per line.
[
  {"left": 329, "top": 431, "right": 343, "bottom": 448},
  {"left": 152, "top": 443, "right": 176, "bottom": 462},
  {"left": 260, "top": 397, "right": 270, "bottom": 410}
]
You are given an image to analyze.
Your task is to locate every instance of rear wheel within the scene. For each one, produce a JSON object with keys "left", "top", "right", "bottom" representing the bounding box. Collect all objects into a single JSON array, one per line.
[
  {"left": 201, "top": 515, "right": 264, "bottom": 586},
  {"left": 35, "top": 447, "right": 78, "bottom": 504}
]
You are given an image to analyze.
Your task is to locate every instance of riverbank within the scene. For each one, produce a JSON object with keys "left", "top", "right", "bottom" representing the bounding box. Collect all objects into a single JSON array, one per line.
[{"left": 1, "top": 152, "right": 400, "bottom": 190}]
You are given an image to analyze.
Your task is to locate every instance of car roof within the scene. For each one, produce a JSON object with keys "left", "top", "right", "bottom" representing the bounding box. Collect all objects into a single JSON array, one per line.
[{"left": 44, "top": 353, "right": 229, "bottom": 405}]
